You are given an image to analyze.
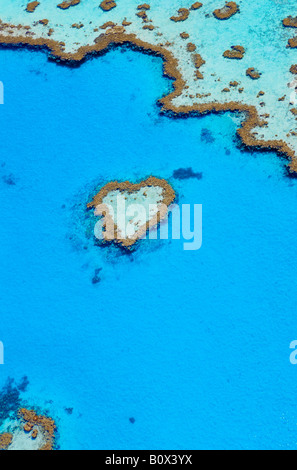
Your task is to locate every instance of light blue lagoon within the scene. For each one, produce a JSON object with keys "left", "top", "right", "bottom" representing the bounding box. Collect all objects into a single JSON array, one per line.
[{"left": 0, "top": 44, "right": 297, "bottom": 450}]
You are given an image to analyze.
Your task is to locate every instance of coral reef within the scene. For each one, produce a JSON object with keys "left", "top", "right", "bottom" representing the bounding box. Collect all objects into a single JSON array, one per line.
[
  {"left": 0, "top": 8, "right": 296, "bottom": 173},
  {"left": 100, "top": 1, "right": 116, "bottom": 12},
  {"left": 246, "top": 67, "right": 261, "bottom": 80},
  {"left": 223, "top": 45, "right": 245, "bottom": 59},
  {"left": 283, "top": 16, "right": 297, "bottom": 28},
  {"left": 288, "top": 37, "right": 297, "bottom": 48},
  {"left": 191, "top": 3, "right": 203, "bottom": 10},
  {"left": 26, "top": 2, "right": 40, "bottom": 13},
  {"left": 58, "top": 0, "right": 80, "bottom": 9},
  {"left": 170, "top": 8, "right": 190, "bottom": 22},
  {"left": 0, "top": 433, "right": 13, "bottom": 450},
  {"left": 87, "top": 177, "right": 176, "bottom": 247},
  {"left": 18, "top": 408, "right": 56, "bottom": 451},
  {"left": 137, "top": 4, "right": 150, "bottom": 10},
  {"left": 213, "top": 2, "right": 239, "bottom": 20}
]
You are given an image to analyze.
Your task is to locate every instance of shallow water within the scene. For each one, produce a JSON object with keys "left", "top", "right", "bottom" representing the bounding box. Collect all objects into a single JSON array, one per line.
[{"left": 0, "top": 45, "right": 297, "bottom": 450}]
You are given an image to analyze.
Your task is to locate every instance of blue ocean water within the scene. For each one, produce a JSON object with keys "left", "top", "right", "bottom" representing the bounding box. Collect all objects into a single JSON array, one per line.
[{"left": 0, "top": 45, "right": 297, "bottom": 450}]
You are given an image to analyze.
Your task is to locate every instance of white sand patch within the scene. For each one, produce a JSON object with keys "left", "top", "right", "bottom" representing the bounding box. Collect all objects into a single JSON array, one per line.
[{"left": 101, "top": 186, "right": 164, "bottom": 239}]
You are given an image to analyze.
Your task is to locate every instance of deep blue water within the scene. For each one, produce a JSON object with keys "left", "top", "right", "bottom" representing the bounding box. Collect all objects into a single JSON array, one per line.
[{"left": 0, "top": 45, "right": 297, "bottom": 450}]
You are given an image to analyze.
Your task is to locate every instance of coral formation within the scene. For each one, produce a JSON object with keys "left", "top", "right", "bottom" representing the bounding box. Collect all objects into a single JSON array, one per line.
[
  {"left": 283, "top": 16, "right": 297, "bottom": 28},
  {"left": 223, "top": 45, "right": 245, "bottom": 59},
  {"left": 213, "top": 2, "right": 239, "bottom": 20},
  {"left": 87, "top": 177, "right": 176, "bottom": 247},
  {"left": 170, "top": 8, "right": 190, "bottom": 22},
  {"left": 26, "top": 2, "right": 40, "bottom": 13},
  {"left": 0, "top": 433, "right": 13, "bottom": 450},
  {"left": 191, "top": 3, "right": 202, "bottom": 10},
  {"left": 100, "top": 1, "right": 116, "bottom": 12},
  {"left": 0, "top": 15, "right": 295, "bottom": 173},
  {"left": 246, "top": 67, "right": 261, "bottom": 79},
  {"left": 137, "top": 4, "right": 150, "bottom": 10},
  {"left": 18, "top": 408, "right": 56, "bottom": 451},
  {"left": 58, "top": 0, "right": 80, "bottom": 9}
]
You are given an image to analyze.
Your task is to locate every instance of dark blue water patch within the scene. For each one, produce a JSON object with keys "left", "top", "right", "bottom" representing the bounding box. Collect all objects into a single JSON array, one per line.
[
  {"left": 200, "top": 128, "right": 215, "bottom": 144},
  {"left": 172, "top": 168, "right": 203, "bottom": 180},
  {"left": 2, "top": 174, "right": 17, "bottom": 186},
  {"left": 0, "top": 377, "right": 28, "bottom": 422},
  {"left": 92, "top": 268, "right": 102, "bottom": 285}
]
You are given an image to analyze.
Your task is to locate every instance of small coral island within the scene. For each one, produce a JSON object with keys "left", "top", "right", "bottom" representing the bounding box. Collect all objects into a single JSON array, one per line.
[{"left": 87, "top": 177, "right": 175, "bottom": 248}]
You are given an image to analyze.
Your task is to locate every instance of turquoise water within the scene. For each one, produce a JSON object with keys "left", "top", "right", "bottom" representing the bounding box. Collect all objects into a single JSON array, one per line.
[{"left": 0, "top": 45, "right": 297, "bottom": 450}]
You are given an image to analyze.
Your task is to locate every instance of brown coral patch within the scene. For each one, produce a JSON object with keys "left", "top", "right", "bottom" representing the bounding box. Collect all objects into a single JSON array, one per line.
[
  {"left": 187, "top": 43, "right": 196, "bottom": 52},
  {"left": 0, "top": 29, "right": 295, "bottom": 173},
  {"left": 137, "top": 4, "right": 150, "bottom": 10},
  {"left": 290, "top": 64, "right": 297, "bottom": 74},
  {"left": 100, "top": 25, "right": 125, "bottom": 35},
  {"left": 100, "top": 21, "right": 116, "bottom": 29},
  {"left": 246, "top": 67, "right": 261, "bottom": 80},
  {"left": 19, "top": 408, "right": 56, "bottom": 451},
  {"left": 180, "top": 32, "right": 189, "bottom": 39},
  {"left": 57, "top": 0, "right": 80, "bottom": 9},
  {"left": 193, "top": 53, "right": 205, "bottom": 79},
  {"left": 136, "top": 11, "right": 148, "bottom": 21},
  {"left": 213, "top": 2, "right": 239, "bottom": 20},
  {"left": 288, "top": 37, "right": 297, "bottom": 48},
  {"left": 143, "top": 24, "right": 154, "bottom": 30},
  {"left": 0, "top": 433, "right": 13, "bottom": 450},
  {"left": 122, "top": 19, "right": 132, "bottom": 26},
  {"left": 100, "top": 0, "right": 116, "bottom": 12},
  {"left": 283, "top": 16, "right": 297, "bottom": 28},
  {"left": 87, "top": 177, "right": 176, "bottom": 248},
  {"left": 26, "top": 2, "right": 40, "bottom": 13},
  {"left": 39, "top": 19, "right": 49, "bottom": 26},
  {"left": 170, "top": 8, "right": 190, "bottom": 22},
  {"left": 223, "top": 45, "right": 245, "bottom": 59},
  {"left": 290, "top": 108, "right": 297, "bottom": 115},
  {"left": 191, "top": 2, "right": 203, "bottom": 10}
]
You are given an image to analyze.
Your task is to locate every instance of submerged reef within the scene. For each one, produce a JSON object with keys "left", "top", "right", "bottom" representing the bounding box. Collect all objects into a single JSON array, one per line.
[
  {"left": 0, "top": 1, "right": 297, "bottom": 173},
  {"left": 87, "top": 177, "right": 175, "bottom": 248}
]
